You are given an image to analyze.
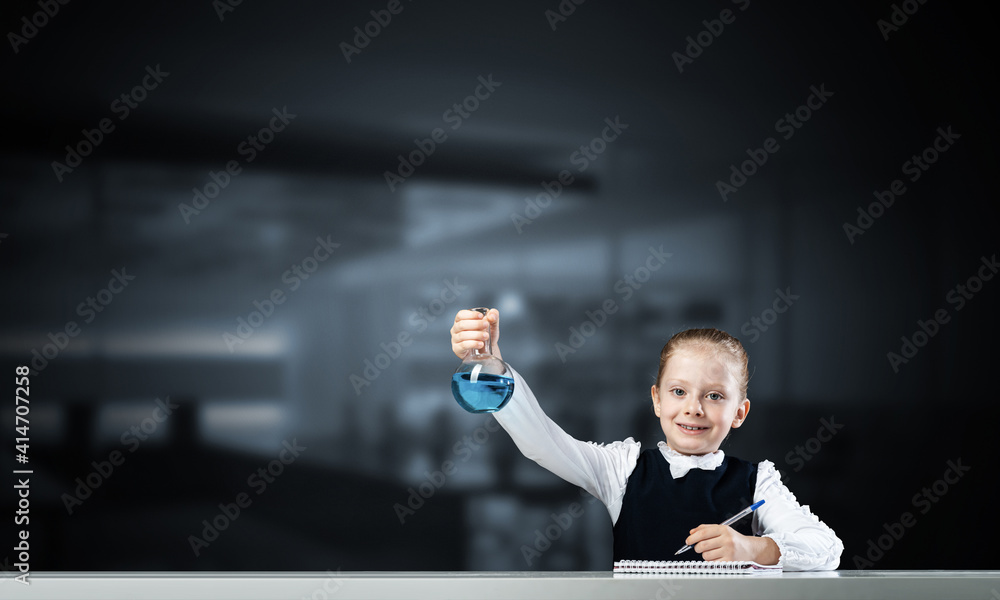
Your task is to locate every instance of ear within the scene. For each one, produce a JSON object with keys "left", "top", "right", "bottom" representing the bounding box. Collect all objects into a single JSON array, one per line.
[
  {"left": 651, "top": 384, "right": 661, "bottom": 417},
  {"left": 731, "top": 397, "right": 750, "bottom": 428}
]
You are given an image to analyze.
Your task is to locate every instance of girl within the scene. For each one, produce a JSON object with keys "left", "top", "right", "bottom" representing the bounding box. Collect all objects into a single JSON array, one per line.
[{"left": 450, "top": 308, "right": 843, "bottom": 570}]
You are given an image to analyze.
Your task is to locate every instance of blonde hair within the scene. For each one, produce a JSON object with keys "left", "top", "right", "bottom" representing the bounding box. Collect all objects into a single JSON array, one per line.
[{"left": 655, "top": 328, "right": 750, "bottom": 399}]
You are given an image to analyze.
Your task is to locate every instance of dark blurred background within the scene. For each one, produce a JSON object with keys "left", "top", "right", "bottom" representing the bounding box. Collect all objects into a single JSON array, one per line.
[{"left": 1, "top": 0, "right": 997, "bottom": 573}]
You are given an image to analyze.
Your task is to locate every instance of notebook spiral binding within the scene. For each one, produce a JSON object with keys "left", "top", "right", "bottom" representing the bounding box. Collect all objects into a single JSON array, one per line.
[{"left": 613, "top": 560, "right": 776, "bottom": 574}]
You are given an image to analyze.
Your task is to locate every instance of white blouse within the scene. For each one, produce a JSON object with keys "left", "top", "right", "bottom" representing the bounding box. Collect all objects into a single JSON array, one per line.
[{"left": 493, "top": 367, "right": 844, "bottom": 571}]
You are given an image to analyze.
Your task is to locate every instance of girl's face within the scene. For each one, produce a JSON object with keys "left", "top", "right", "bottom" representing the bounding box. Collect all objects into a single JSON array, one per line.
[{"left": 650, "top": 346, "right": 750, "bottom": 456}]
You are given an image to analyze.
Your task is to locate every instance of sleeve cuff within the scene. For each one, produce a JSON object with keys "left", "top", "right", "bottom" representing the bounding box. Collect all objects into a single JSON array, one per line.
[{"left": 760, "top": 533, "right": 786, "bottom": 569}]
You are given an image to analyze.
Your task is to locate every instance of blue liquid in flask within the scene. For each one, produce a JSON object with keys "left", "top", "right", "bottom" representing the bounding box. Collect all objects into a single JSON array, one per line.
[{"left": 451, "top": 372, "right": 514, "bottom": 413}]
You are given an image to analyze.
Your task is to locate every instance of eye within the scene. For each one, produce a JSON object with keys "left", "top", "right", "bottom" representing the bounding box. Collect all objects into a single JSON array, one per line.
[
  {"left": 671, "top": 388, "right": 685, "bottom": 397},
  {"left": 707, "top": 392, "right": 723, "bottom": 401}
]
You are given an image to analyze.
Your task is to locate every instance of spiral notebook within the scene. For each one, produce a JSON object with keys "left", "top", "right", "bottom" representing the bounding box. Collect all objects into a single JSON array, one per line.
[{"left": 613, "top": 560, "right": 782, "bottom": 574}]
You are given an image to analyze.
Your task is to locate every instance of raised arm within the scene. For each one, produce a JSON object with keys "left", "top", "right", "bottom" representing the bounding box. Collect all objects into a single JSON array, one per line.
[
  {"left": 497, "top": 366, "right": 640, "bottom": 517},
  {"left": 450, "top": 309, "right": 639, "bottom": 519}
]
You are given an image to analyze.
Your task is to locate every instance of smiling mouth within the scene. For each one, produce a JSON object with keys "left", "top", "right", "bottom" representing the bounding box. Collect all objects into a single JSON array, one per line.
[{"left": 677, "top": 424, "right": 709, "bottom": 432}]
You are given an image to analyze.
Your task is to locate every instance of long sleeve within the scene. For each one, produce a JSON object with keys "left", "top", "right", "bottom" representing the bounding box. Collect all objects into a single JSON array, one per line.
[
  {"left": 493, "top": 366, "right": 641, "bottom": 522},
  {"left": 751, "top": 460, "right": 844, "bottom": 570}
]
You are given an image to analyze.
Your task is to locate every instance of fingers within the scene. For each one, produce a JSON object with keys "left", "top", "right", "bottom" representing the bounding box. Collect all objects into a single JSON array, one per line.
[
  {"left": 700, "top": 548, "right": 731, "bottom": 562},
  {"left": 486, "top": 308, "right": 500, "bottom": 345},
  {"left": 685, "top": 525, "right": 714, "bottom": 547},
  {"left": 452, "top": 328, "right": 489, "bottom": 350},
  {"left": 451, "top": 309, "right": 500, "bottom": 325},
  {"left": 451, "top": 325, "right": 488, "bottom": 355},
  {"left": 688, "top": 525, "right": 738, "bottom": 562},
  {"left": 688, "top": 525, "right": 721, "bottom": 557},
  {"left": 450, "top": 309, "right": 499, "bottom": 359},
  {"left": 454, "top": 309, "right": 489, "bottom": 323}
]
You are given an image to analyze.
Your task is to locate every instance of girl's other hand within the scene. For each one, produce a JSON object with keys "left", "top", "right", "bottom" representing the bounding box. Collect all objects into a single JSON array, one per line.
[
  {"left": 450, "top": 309, "right": 501, "bottom": 360},
  {"left": 685, "top": 524, "right": 780, "bottom": 565}
]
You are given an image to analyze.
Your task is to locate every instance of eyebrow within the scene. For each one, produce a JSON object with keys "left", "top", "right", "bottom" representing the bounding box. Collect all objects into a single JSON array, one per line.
[{"left": 664, "top": 379, "right": 729, "bottom": 390}]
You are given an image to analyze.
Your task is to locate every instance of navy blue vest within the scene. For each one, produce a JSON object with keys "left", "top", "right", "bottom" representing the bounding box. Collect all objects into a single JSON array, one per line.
[{"left": 612, "top": 449, "right": 757, "bottom": 562}]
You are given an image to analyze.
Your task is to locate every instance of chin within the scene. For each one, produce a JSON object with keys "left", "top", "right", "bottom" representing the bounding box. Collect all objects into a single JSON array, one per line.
[
  {"left": 670, "top": 442, "right": 703, "bottom": 454},
  {"left": 671, "top": 440, "right": 720, "bottom": 455}
]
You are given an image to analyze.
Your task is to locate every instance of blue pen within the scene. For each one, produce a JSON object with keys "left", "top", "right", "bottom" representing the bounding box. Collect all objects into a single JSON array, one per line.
[{"left": 674, "top": 499, "right": 765, "bottom": 555}]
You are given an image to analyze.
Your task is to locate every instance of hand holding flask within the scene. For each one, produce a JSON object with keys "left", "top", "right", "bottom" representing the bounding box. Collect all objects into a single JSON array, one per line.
[{"left": 451, "top": 308, "right": 514, "bottom": 413}]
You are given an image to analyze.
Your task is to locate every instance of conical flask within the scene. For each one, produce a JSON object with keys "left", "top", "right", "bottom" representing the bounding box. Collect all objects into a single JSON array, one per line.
[{"left": 451, "top": 308, "right": 514, "bottom": 413}]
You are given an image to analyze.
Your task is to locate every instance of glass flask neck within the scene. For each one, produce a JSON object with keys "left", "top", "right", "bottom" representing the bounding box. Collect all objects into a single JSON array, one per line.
[
  {"left": 471, "top": 307, "right": 493, "bottom": 358},
  {"left": 472, "top": 335, "right": 493, "bottom": 357}
]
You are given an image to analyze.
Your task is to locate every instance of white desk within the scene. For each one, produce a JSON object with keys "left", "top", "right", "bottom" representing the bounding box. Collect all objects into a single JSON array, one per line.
[{"left": 4, "top": 571, "right": 999, "bottom": 600}]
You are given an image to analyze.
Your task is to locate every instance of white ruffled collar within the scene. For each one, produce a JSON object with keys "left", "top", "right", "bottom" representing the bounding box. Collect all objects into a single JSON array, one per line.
[{"left": 657, "top": 441, "right": 726, "bottom": 478}]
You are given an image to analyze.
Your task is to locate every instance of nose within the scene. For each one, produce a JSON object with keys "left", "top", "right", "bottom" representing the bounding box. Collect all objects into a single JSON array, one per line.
[{"left": 683, "top": 396, "right": 704, "bottom": 417}]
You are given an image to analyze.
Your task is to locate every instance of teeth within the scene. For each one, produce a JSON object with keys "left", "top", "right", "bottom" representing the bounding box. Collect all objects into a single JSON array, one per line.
[{"left": 679, "top": 425, "right": 706, "bottom": 431}]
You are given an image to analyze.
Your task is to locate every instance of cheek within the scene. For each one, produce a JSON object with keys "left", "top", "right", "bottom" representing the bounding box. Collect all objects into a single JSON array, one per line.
[
  {"left": 715, "top": 404, "right": 739, "bottom": 423},
  {"left": 661, "top": 401, "right": 684, "bottom": 419}
]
